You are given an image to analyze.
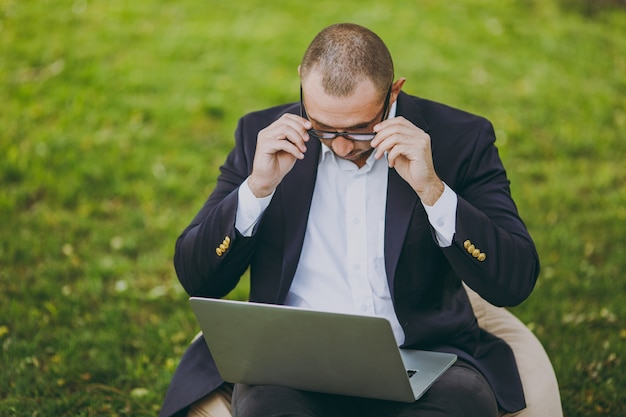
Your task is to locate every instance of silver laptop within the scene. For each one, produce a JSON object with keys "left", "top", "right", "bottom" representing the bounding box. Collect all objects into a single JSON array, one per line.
[{"left": 190, "top": 297, "right": 456, "bottom": 402}]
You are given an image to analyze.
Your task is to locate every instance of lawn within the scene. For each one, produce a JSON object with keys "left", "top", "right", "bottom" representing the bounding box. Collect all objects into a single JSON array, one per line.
[{"left": 1, "top": 0, "right": 625, "bottom": 416}]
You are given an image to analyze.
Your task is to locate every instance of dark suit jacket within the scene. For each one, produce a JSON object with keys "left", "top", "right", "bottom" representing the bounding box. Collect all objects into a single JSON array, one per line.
[{"left": 159, "top": 91, "right": 540, "bottom": 417}]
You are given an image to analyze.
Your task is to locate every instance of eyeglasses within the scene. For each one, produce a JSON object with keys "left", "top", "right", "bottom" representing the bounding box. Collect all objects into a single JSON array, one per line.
[{"left": 300, "top": 84, "right": 392, "bottom": 142}]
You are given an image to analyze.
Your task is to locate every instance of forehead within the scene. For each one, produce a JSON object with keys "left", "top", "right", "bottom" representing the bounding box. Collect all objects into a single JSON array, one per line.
[{"left": 301, "top": 73, "right": 381, "bottom": 129}]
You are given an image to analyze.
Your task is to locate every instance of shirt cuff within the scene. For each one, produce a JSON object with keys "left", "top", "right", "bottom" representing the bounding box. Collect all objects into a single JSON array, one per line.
[
  {"left": 422, "top": 183, "right": 457, "bottom": 247},
  {"left": 235, "top": 178, "right": 274, "bottom": 237}
]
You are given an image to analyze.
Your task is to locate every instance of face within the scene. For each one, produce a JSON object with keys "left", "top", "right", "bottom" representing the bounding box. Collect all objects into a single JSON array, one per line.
[{"left": 301, "top": 72, "right": 388, "bottom": 168}]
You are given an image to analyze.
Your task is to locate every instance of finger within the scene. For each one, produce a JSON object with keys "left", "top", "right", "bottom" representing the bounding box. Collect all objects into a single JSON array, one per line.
[
  {"left": 258, "top": 133, "right": 306, "bottom": 159},
  {"left": 279, "top": 113, "right": 313, "bottom": 137},
  {"left": 260, "top": 123, "right": 309, "bottom": 153},
  {"left": 288, "top": 113, "right": 313, "bottom": 130},
  {"left": 274, "top": 115, "right": 312, "bottom": 149},
  {"left": 262, "top": 136, "right": 306, "bottom": 160},
  {"left": 282, "top": 124, "right": 311, "bottom": 153},
  {"left": 274, "top": 139, "right": 306, "bottom": 160},
  {"left": 372, "top": 129, "right": 405, "bottom": 160},
  {"left": 374, "top": 117, "right": 425, "bottom": 139},
  {"left": 386, "top": 144, "right": 412, "bottom": 168},
  {"left": 372, "top": 119, "right": 408, "bottom": 148}
]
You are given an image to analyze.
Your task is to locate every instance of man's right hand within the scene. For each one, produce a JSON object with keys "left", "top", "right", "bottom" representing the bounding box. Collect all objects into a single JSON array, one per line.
[{"left": 247, "top": 113, "right": 312, "bottom": 198}]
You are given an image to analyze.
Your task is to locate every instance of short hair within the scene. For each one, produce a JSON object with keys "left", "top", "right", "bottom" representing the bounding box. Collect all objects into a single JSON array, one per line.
[{"left": 300, "top": 23, "right": 394, "bottom": 99}]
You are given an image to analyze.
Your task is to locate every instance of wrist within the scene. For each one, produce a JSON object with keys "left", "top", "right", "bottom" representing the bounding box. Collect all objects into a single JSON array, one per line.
[
  {"left": 417, "top": 179, "right": 445, "bottom": 206},
  {"left": 247, "top": 175, "right": 275, "bottom": 198}
]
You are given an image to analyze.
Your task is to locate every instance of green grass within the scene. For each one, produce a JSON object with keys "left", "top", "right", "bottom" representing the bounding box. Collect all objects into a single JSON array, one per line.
[{"left": 1, "top": 0, "right": 625, "bottom": 415}]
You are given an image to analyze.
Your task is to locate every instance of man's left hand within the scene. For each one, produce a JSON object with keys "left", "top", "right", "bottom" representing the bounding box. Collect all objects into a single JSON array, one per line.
[{"left": 372, "top": 116, "right": 444, "bottom": 205}]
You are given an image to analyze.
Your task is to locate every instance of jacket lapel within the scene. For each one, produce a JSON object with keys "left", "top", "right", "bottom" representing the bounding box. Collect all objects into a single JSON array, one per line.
[
  {"left": 274, "top": 92, "right": 430, "bottom": 303},
  {"left": 276, "top": 137, "right": 321, "bottom": 302},
  {"left": 384, "top": 168, "right": 418, "bottom": 301},
  {"left": 384, "top": 92, "right": 430, "bottom": 301}
]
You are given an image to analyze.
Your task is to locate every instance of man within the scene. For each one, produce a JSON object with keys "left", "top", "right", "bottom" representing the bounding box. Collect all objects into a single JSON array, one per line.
[{"left": 160, "top": 23, "right": 540, "bottom": 417}]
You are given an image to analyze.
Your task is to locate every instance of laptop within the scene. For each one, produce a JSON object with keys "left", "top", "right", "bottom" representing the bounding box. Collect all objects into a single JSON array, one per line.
[{"left": 189, "top": 297, "right": 456, "bottom": 403}]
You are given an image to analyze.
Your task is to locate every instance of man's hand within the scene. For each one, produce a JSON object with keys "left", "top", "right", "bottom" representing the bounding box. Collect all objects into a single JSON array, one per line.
[
  {"left": 248, "top": 114, "right": 312, "bottom": 198},
  {"left": 372, "top": 117, "right": 444, "bottom": 205}
]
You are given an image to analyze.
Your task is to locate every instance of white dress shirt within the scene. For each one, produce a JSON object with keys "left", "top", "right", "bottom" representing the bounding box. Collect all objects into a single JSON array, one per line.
[{"left": 235, "top": 102, "right": 458, "bottom": 345}]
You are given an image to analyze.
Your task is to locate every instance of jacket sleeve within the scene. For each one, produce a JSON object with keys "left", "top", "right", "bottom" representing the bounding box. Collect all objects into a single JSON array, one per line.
[
  {"left": 438, "top": 118, "right": 540, "bottom": 307},
  {"left": 173, "top": 115, "right": 260, "bottom": 298}
]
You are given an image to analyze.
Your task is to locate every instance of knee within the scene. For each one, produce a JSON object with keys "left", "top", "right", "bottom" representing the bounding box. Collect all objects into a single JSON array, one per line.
[
  {"left": 232, "top": 384, "right": 319, "bottom": 417},
  {"left": 420, "top": 362, "right": 499, "bottom": 417},
  {"left": 232, "top": 384, "right": 279, "bottom": 417}
]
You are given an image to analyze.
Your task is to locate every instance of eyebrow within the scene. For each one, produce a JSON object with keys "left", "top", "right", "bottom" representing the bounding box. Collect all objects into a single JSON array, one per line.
[{"left": 308, "top": 112, "right": 381, "bottom": 131}]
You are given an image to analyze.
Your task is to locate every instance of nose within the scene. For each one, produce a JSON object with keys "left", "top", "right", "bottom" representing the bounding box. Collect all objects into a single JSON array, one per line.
[{"left": 330, "top": 135, "right": 354, "bottom": 157}]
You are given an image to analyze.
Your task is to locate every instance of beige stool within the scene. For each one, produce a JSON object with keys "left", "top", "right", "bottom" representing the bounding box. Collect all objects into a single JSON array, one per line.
[
  {"left": 188, "top": 286, "right": 563, "bottom": 417},
  {"left": 464, "top": 284, "right": 563, "bottom": 417},
  {"left": 188, "top": 383, "right": 233, "bottom": 417}
]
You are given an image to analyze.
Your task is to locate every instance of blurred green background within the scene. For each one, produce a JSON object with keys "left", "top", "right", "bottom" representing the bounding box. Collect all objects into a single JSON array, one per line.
[{"left": 1, "top": 0, "right": 625, "bottom": 415}]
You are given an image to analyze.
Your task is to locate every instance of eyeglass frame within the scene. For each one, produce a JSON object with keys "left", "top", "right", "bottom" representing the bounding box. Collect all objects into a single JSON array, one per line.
[{"left": 299, "top": 83, "right": 393, "bottom": 142}]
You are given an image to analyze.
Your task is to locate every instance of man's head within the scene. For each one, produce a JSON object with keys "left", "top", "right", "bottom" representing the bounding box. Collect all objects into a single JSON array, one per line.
[
  {"left": 300, "top": 23, "right": 394, "bottom": 101},
  {"left": 299, "top": 23, "right": 404, "bottom": 168}
]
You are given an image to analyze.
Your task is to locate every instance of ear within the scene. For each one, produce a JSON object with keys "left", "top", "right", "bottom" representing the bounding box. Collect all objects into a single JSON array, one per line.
[{"left": 390, "top": 77, "right": 406, "bottom": 104}]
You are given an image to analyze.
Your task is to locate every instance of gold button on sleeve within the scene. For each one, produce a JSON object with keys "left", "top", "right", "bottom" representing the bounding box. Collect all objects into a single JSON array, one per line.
[
  {"left": 467, "top": 244, "right": 476, "bottom": 254},
  {"left": 478, "top": 253, "right": 486, "bottom": 262},
  {"left": 224, "top": 236, "right": 231, "bottom": 245},
  {"left": 464, "top": 240, "right": 471, "bottom": 250},
  {"left": 472, "top": 249, "right": 481, "bottom": 258}
]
